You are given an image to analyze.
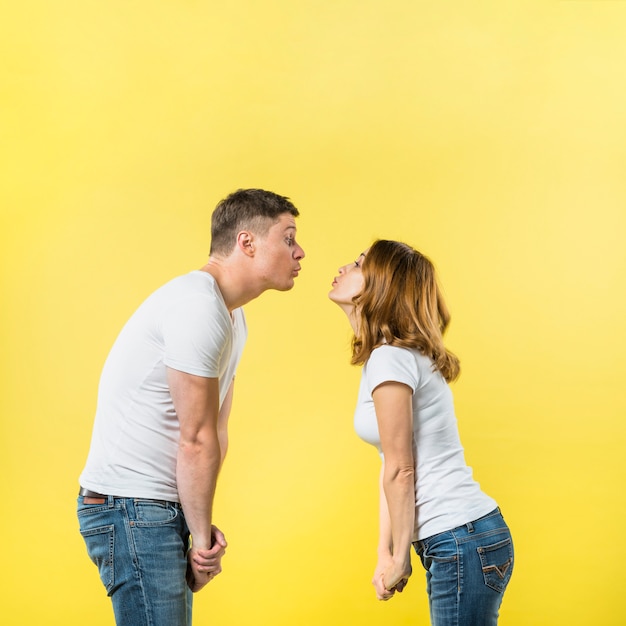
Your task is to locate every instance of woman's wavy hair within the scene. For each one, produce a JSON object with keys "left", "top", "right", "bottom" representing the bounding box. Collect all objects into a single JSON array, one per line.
[{"left": 351, "top": 240, "right": 460, "bottom": 382}]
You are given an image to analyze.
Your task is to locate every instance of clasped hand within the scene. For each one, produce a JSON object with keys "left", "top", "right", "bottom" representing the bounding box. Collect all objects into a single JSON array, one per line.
[
  {"left": 186, "top": 525, "right": 227, "bottom": 592},
  {"left": 373, "top": 555, "right": 412, "bottom": 601}
]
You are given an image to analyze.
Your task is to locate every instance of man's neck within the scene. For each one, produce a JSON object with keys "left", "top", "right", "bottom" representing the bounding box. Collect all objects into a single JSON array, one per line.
[{"left": 199, "top": 258, "right": 263, "bottom": 312}]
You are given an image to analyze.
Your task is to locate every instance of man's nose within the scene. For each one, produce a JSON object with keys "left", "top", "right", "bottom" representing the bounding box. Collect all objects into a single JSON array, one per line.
[{"left": 294, "top": 244, "right": 305, "bottom": 259}]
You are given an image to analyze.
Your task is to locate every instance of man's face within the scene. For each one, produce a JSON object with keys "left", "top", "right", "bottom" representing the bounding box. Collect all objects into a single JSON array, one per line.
[{"left": 254, "top": 213, "right": 305, "bottom": 291}]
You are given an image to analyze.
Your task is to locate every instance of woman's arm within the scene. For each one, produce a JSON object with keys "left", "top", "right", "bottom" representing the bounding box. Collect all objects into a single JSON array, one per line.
[
  {"left": 372, "top": 466, "right": 396, "bottom": 600},
  {"left": 372, "top": 381, "right": 415, "bottom": 594},
  {"left": 377, "top": 465, "right": 393, "bottom": 558}
]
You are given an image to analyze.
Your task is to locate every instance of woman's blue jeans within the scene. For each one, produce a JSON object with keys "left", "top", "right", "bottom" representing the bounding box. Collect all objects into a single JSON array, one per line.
[
  {"left": 77, "top": 495, "right": 193, "bottom": 626},
  {"left": 413, "top": 508, "right": 514, "bottom": 626}
]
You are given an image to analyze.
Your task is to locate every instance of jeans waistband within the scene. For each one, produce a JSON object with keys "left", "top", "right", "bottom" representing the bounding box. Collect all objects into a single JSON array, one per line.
[
  {"left": 415, "top": 508, "right": 505, "bottom": 549},
  {"left": 464, "top": 507, "right": 501, "bottom": 533},
  {"left": 78, "top": 486, "right": 182, "bottom": 508},
  {"left": 471, "top": 507, "right": 501, "bottom": 524}
]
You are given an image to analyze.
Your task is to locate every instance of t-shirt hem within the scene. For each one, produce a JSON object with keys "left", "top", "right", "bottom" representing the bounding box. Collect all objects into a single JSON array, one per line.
[
  {"left": 78, "top": 479, "right": 180, "bottom": 503},
  {"left": 414, "top": 499, "right": 499, "bottom": 541},
  {"left": 163, "top": 358, "right": 216, "bottom": 378}
]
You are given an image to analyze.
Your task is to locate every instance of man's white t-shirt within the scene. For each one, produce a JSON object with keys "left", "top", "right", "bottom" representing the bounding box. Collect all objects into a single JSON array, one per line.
[
  {"left": 354, "top": 345, "right": 497, "bottom": 540},
  {"left": 79, "top": 271, "right": 247, "bottom": 502}
]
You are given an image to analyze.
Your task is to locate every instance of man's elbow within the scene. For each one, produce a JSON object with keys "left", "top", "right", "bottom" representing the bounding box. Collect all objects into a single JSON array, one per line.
[{"left": 179, "top": 433, "right": 221, "bottom": 460}]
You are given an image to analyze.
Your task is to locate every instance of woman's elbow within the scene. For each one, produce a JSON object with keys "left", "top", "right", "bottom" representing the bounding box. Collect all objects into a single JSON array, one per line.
[{"left": 384, "top": 464, "right": 415, "bottom": 484}]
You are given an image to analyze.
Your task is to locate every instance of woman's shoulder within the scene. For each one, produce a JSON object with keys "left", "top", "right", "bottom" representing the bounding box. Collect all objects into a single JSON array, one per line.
[
  {"left": 367, "top": 345, "right": 420, "bottom": 372},
  {"left": 366, "top": 345, "right": 419, "bottom": 390},
  {"left": 370, "top": 344, "right": 417, "bottom": 361},
  {"left": 369, "top": 344, "right": 436, "bottom": 374}
]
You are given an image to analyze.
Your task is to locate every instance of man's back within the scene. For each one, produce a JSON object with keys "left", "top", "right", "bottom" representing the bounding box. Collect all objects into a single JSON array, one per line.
[{"left": 79, "top": 270, "right": 246, "bottom": 501}]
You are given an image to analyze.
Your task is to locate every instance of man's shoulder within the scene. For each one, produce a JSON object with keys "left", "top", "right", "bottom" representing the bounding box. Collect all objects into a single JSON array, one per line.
[
  {"left": 152, "top": 271, "right": 220, "bottom": 301},
  {"left": 163, "top": 270, "right": 214, "bottom": 289}
]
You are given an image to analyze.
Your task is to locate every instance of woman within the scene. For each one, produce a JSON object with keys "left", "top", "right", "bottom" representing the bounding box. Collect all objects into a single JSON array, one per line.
[{"left": 329, "top": 240, "right": 513, "bottom": 626}]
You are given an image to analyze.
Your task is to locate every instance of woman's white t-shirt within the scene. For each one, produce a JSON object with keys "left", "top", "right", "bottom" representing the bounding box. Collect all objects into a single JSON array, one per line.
[{"left": 354, "top": 344, "right": 497, "bottom": 540}]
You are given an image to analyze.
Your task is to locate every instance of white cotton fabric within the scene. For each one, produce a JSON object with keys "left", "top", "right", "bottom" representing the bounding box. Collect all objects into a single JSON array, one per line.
[
  {"left": 79, "top": 271, "right": 246, "bottom": 502},
  {"left": 354, "top": 344, "right": 497, "bottom": 540}
]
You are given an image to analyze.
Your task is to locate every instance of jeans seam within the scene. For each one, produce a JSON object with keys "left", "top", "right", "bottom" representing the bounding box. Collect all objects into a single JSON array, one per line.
[
  {"left": 453, "top": 530, "right": 461, "bottom": 626},
  {"left": 123, "top": 499, "right": 155, "bottom": 626}
]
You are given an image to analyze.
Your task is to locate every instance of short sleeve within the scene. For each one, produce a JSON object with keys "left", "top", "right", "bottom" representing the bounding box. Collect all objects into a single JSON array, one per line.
[
  {"left": 161, "top": 293, "right": 230, "bottom": 377},
  {"left": 365, "top": 345, "right": 418, "bottom": 394}
]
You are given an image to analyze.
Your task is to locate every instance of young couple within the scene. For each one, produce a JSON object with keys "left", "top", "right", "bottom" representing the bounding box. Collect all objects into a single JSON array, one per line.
[{"left": 78, "top": 188, "right": 513, "bottom": 626}]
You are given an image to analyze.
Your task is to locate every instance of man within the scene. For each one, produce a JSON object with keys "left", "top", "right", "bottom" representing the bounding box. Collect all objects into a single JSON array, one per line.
[{"left": 77, "top": 189, "right": 305, "bottom": 625}]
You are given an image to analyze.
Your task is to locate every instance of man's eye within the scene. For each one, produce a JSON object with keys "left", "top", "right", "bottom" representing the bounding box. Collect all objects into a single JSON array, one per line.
[{"left": 286, "top": 238, "right": 294, "bottom": 246}]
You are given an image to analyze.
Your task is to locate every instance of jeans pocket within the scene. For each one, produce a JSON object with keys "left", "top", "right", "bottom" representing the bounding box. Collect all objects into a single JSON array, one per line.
[
  {"left": 133, "top": 500, "right": 179, "bottom": 527},
  {"left": 80, "top": 524, "right": 115, "bottom": 594},
  {"left": 477, "top": 536, "right": 514, "bottom": 593},
  {"left": 418, "top": 532, "right": 459, "bottom": 579}
]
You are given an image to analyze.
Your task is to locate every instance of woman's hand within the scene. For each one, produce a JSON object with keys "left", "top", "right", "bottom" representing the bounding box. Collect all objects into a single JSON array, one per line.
[
  {"left": 373, "top": 554, "right": 395, "bottom": 601},
  {"left": 383, "top": 555, "right": 412, "bottom": 595},
  {"left": 373, "top": 553, "right": 412, "bottom": 600}
]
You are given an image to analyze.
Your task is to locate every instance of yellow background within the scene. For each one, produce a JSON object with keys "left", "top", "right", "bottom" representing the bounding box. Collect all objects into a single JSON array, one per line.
[{"left": 2, "top": 2, "right": 625, "bottom": 624}]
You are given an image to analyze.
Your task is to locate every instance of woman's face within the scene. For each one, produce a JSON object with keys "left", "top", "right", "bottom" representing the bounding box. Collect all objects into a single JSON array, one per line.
[{"left": 328, "top": 252, "right": 366, "bottom": 306}]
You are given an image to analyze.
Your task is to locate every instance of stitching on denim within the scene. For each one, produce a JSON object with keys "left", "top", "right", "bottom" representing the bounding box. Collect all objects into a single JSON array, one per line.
[
  {"left": 481, "top": 559, "right": 512, "bottom": 580},
  {"left": 453, "top": 530, "right": 462, "bottom": 625}
]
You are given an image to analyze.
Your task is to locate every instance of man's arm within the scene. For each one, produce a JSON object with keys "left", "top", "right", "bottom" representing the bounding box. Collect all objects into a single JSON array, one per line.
[
  {"left": 167, "top": 367, "right": 226, "bottom": 592},
  {"left": 217, "top": 378, "right": 234, "bottom": 466}
]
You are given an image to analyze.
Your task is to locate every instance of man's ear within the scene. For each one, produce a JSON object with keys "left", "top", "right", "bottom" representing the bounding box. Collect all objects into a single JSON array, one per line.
[{"left": 237, "top": 231, "right": 255, "bottom": 257}]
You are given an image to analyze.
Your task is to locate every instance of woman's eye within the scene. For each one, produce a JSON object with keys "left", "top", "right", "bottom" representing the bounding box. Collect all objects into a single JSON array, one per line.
[{"left": 354, "top": 260, "right": 360, "bottom": 268}]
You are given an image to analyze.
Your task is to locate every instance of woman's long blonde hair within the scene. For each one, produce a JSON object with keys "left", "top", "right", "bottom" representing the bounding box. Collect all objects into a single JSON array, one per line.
[{"left": 351, "top": 240, "right": 460, "bottom": 382}]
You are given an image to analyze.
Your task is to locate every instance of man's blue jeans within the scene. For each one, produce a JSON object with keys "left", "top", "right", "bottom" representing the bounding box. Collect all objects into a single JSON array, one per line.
[
  {"left": 77, "top": 495, "right": 193, "bottom": 626},
  {"left": 413, "top": 508, "right": 514, "bottom": 626}
]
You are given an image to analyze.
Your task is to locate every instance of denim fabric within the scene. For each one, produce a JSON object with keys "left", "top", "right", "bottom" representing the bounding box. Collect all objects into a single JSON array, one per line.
[
  {"left": 413, "top": 508, "right": 514, "bottom": 626},
  {"left": 77, "top": 495, "right": 192, "bottom": 626}
]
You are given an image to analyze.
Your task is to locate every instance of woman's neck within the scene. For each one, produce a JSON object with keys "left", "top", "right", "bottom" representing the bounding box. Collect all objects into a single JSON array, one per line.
[{"left": 339, "top": 304, "right": 359, "bottom": 334}]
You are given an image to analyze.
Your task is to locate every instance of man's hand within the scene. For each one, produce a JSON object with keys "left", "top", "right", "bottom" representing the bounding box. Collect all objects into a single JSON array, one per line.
[{"left": 186, "top": 525, "right": 228, "bottom": 593}]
